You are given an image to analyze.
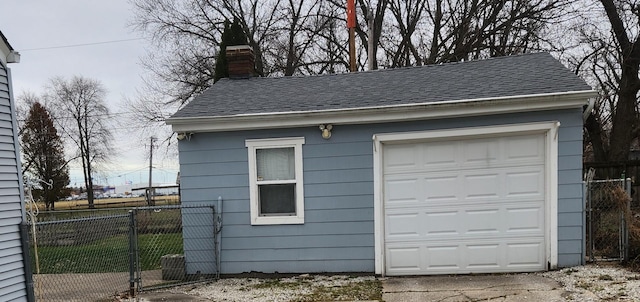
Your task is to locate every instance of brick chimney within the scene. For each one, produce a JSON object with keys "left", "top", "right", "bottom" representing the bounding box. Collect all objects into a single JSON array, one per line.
[{"left": 226, "top": 45, "right": 255, "bottom": 79}]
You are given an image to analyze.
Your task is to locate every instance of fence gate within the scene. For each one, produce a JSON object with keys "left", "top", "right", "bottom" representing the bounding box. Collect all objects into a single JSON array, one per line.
[
  {"left": 29, "top": 213, "right": 131, "bottom": 301},
  {"left": 132, "top": 204, "right": 219, "bottom": 293},
  {"left": 28, "top": 204, "right": 220, "bottom": 301},
  {"left": 585, "top": 178, "right": 632, "bottom": 262}
]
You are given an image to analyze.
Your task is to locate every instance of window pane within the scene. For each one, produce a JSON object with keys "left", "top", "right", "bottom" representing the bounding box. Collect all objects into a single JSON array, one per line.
[
  {"left": 259, "top": 184, "right": 295, "bottom": 215},
  {"left": 256, "top": 147, "right": 295, "bottom": 180}
]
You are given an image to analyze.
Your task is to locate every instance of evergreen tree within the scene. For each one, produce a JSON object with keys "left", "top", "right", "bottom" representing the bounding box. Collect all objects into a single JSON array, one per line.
[
  {"left": 21, "top": 102, "right": 70, "bottom": 210},
  {"left": 214, "top": 18, "right": 250, "bottom": 82}
]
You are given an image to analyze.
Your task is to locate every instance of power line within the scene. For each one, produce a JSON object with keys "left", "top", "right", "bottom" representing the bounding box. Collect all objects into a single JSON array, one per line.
[{"left": 17, "top": 38, "right": 145, "bottom": 52}]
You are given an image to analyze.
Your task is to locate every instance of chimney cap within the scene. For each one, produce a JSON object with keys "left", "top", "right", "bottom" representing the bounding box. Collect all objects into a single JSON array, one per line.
[{"left": 226, "top": 45, "right": 253, "bottom": 51}]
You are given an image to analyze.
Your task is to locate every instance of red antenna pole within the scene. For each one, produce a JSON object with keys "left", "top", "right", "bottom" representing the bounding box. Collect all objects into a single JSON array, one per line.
[{"left": 347, "top": 0, "right": 356, "bottom": 72}]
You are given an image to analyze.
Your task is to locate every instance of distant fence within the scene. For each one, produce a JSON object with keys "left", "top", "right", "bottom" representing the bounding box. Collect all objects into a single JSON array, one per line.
[{"left": 28, "top": 204, "right": 218, "bottom": 301}]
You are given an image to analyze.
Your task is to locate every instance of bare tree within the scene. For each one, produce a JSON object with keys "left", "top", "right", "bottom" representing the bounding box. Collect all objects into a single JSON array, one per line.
[
  {"left": 46, "top": 76, "right": 112, "bottom": 208},
  {"left": 595, "top": 0, "right": 640, "bottom": 162},
  {"left": 380, "top": 0, "right": 569, "bottom": 67},
  {"left": 568, "top": 0, "right": 640, "bottom": 163},
  {"left": 130, "top": 0, "right": 571, "bottom": 111},
  {"left": 130, "top": 0, "right": 224, "bottom": 107}
]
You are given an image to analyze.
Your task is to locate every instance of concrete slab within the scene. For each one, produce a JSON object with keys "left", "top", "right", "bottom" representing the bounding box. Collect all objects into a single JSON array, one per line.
[
  {"left": 34, "top": 270, "right": 166, "bottom": 302},
  {"left": 382, "top": 274, "right": 568, "bottom": 302},
  {"left": 133, "top": 292, "right": 209, "bottom": 302}
]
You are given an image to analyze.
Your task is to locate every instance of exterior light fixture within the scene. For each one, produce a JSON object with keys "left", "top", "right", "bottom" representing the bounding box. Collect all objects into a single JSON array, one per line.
[
  {"left": 176, "top": 132, "right": 193, "bottom": 141},
  {"left": 319, "top": 124, "right": 333, "bottom": 139}
]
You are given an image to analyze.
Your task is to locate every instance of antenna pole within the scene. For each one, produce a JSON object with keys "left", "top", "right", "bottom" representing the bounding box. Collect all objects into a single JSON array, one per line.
[{"left": 347, "top": 0, "right": 357, "bottom": 72}]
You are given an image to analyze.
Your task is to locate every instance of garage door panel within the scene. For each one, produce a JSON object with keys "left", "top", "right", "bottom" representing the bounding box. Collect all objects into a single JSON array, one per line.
[
  {"left": 386, "top": 205, "right": 544, "bottom": 242},
  {"left": 465, "top": 209, "right": 500, "bottom": 234},
  {"left": 386, "top": 178, "right": 420, "bottom": 203},
  {"left": 506, "top": 207, "right": 544, "bottom": 233},
  {"left": 386, "top": 212, "right": 421, "bottom": 238},
  {"left": 385, "top": 169, "right": 543, "bottom": 208},
  {"left": 386, "top": 238, "right": 545, "bottom": 275},
  {"left": 506, "top": 170, "right": 544, "bottom": 197},
  {"left": 505, "top": 134, "right": 545, "bottom": 161},
  {"left": 424, "top": 245, "right": 460, "bottom": 270},
  {"left": 464, "top": 173, "right": 500, "bottom": 199},
  {"left": 383, "top": 144, "right": 423, "bottom": 168},
  {"left": 385, "top": 135, "right": 544, "bottom": 174},
  {"left": 425, "top": 211, "right": 459, "bottom": 235},
  {"left": 507, "top": 242, "right": 544, "bottom": 266},
  {"left": 463, "top": 139, "right": 499, "bottom": 164},
  {"left": 424, "top": 141, "right": 458, "bottom": 167},
  {"left": 466, "top": 244, "right": 500, "bottom": 268},
  {"left": 384, "top": 144, "right": 419, "bottom": 170},
  {"left": 387, "top": 247, "right": 421, "bottom": 271},
  {"left": 383, "top": 132, "right": 547, "bottom": 275},
  {"left": 424, "top": 176, "right": 458, "bottom": 201}
]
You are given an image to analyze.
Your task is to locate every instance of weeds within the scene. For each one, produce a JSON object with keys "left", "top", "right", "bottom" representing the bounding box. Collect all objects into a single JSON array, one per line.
[
  {"left": 246, "top": 276, "right": 381, "bottom": 302},
  {"left": 294, "top": 279, "right": 382, "bottom": 302}
]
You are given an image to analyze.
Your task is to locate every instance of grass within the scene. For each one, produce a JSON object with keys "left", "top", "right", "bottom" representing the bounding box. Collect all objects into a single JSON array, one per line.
[
  {"left": 139, "top": 233, "right": 184, "bottom": 270},
  {"left": 32, "top": 233, "right": 183, "bottom": 274},
  {"left": 576, "top": 281, "right": 593, "bottom": 290}
]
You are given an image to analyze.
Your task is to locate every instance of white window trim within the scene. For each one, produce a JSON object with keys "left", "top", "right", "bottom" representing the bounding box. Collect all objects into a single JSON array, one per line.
[
  {"left": 372, "top": 121, "right": 559, "bottom": 276},
  {"left": 246, "top": 137, "right": 305, "bottom": 225}
]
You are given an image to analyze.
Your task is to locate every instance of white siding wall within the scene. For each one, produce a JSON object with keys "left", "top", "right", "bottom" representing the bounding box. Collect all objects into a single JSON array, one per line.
[{"left": 0, "top": 64, "right": 28, "bottom": 301}]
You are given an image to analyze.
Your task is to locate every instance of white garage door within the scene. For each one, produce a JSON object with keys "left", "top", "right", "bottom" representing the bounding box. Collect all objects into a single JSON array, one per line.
[{"left": 383, "top": 133, "right": 546, "bottom": 275}]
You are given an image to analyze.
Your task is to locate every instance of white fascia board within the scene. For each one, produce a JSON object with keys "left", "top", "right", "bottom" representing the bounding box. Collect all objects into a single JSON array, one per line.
[
  {"left": 0, "top": 43, "right": 9, "bottom": 67},
  {"left": 167, "top": 90, "right": 597, "bottom": 133}
]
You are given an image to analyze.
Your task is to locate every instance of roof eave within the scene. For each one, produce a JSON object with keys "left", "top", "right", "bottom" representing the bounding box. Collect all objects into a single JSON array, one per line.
[{"left": 166, "top": 90, "right": 597, "bottom": 133}]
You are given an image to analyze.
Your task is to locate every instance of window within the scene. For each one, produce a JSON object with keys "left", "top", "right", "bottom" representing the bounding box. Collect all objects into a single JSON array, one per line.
[{"left": 246, "top": 137, "right": 305, "bottom": 225}]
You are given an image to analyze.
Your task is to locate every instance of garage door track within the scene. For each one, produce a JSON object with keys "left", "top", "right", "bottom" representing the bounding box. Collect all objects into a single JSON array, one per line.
[{"left": 382, "top": 273, "right": 569, "bottom": 301}]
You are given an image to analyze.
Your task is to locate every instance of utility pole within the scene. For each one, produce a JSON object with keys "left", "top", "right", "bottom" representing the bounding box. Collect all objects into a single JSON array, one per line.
[{"left": 148, "top": 136, "right": 156, "bottom": 206}]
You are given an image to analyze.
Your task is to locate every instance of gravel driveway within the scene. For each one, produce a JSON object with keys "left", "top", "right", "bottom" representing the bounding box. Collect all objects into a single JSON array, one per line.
[
  {"left": 541, "top": 263, "right": 640, "bottom": 301},
  {"left": 137, "top": 263, "right": 640, "bottom": 301}
]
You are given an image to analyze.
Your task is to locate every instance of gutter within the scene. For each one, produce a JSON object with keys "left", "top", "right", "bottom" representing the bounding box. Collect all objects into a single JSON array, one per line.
[{"left": 167, "top": 90, "right": 598, "bottom": 133}]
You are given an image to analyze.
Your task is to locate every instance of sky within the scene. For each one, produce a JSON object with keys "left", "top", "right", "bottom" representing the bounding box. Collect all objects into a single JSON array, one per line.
[{"left": 1, "top": 0, "right": 179, "bottom": 187}]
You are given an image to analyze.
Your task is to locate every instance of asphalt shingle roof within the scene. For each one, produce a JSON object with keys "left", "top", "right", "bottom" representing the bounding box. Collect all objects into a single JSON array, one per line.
[{"left": 171, "top": 52, "right": 592, "bottom": 119}]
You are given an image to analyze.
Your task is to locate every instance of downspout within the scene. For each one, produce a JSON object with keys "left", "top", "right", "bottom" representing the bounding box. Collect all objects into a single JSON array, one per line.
[
  {"left": 214, "top": 196, "right": 223, "bottom": 279},
  {"left": 583, "top": 97, "right": 595, "bottom": 122},
  {"left": 582, "top": 97, "right": 595, "bottom": 265}
]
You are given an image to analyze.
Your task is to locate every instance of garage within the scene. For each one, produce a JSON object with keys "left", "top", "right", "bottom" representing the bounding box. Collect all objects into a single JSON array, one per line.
[{"left": 375, "top": 124, "right": 557, "bottom": 276}]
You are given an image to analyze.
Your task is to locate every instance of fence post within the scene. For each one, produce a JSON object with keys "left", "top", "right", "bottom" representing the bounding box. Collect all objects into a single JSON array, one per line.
[
  {"left": 128, "top": 210, "right": 137, "bottom": 297},
  {"left": 587, "top": 180, "right": 593, "bottom": 262},
  {"left": 625, "top": 178, "right": 632, "bottom": 261},
  {"left": 582, "top": 181, "right": 587, "bottom": 264},
  {"left": 19, "top": 222, "right": 35, "bottom": 302}
]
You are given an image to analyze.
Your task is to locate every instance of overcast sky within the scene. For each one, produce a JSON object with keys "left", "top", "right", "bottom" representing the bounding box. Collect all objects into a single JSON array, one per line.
[{"left": 1, "top": 0, "right": 179, "bottom": 187}]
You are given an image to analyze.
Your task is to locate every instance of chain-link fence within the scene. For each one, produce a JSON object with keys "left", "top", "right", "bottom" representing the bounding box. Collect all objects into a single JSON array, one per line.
[
  {"left": 585, "top": 178, "right": 632, "bottom": 262},
  {"left": 28, "top": 204, "right": 217, "bottom": 301}
]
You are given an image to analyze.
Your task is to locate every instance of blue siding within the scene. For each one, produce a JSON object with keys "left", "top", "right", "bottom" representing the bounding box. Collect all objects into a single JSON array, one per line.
[
  {"left": 0, "top": 63, "right": 27, "bottom": 300},
  {"left": 179, "top": 108, "right": 584, "bottom": 274}
]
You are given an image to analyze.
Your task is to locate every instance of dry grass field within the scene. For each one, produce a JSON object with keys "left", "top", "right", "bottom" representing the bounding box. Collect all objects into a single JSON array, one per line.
[{"left": 33, "top": 195, "right": 181, "bottom": 211}]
